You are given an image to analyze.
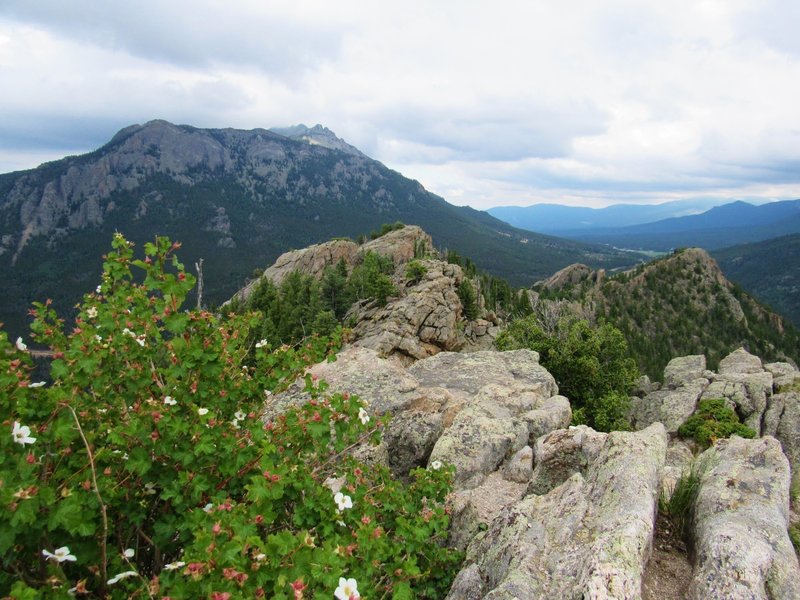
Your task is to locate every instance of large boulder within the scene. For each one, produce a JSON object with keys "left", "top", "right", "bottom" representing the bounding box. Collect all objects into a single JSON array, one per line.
[
  {"left": 712, "top": 348, "right": 774, "bottom": 432},
  {"left": 446, "top": 423, "right": 668, "bottom": 599},
  {"left": 663, "top": 354, "right": 707, "bottom": 388},
  {"left": 408, "top": 349, "right": 557, "bottom": 401},
  {"left": 774, "top": 391, "right": 800, "bottom": 500},
  {"left": 629, "top": 378, "right": 706, "bottom": 433},
  {"left": 689, "top": 436, "right": 800, "bottom": 600}
]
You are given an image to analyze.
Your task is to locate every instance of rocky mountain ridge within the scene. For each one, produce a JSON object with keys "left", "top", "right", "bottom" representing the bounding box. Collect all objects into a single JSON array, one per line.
[
  {"left": 0, "top": 119, "right": 641, "bottom": 339},
  {"left": 231, "top": 225, "right": 500, "bottom": 361},
  {"left": 533, "top": 247, "right": 800, "bottom": 378}
]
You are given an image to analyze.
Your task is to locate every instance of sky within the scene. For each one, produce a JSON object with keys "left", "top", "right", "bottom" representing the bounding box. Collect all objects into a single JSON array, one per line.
[{"left": 1, "top": 0, "right": 800, "bottom": 210}]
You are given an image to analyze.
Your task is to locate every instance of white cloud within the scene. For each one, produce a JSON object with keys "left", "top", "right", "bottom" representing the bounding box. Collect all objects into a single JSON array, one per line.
[{"left": 1, "top": 0, "right": 800, "bottom": 209}]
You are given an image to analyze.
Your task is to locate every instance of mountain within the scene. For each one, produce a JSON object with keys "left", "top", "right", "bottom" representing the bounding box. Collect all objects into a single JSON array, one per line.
[
  {"left": 539, "top": 200, "right": 800, "bottom": 251},
  {"left": 0, "top": 120, "right": 642, "bottom": 339},
  {"left": 533, "top": 248, "right": 800, "bottom": 379},
  {"left": 713, "top": 234, "right": 800, "bottom": 328},
  {"left": 487, "top": 198, "right": 728, "bottom": 232}
]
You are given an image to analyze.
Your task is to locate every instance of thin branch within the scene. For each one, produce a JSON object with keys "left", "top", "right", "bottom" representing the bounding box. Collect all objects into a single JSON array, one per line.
[{"left": 63, "top": 402, "right": 109, "bottom": 591}]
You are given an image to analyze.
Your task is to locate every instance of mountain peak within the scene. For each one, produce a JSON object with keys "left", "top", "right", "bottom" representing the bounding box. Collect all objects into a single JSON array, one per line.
[{"left": 270, "top": 123, "right": 364, "bottom": 157}]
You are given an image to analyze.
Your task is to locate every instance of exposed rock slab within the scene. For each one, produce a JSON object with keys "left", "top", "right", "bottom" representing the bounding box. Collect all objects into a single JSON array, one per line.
[
  {"left": 689, "top": 436, "right": 800, "bottom": 600},
  {"left": 408, "top": 350, "right": 557, "bottom": 401},
  {"left": 268, "top": 348, "right": 566, "bottom": 483},
  {"left": 447, "top": 423, "right": 667, "bottom": 600}
]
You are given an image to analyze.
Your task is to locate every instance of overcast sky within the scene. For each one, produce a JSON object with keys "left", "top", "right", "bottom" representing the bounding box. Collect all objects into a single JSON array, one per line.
[{"left": 1, "top": 0, "right": 800, "bottom": 210}]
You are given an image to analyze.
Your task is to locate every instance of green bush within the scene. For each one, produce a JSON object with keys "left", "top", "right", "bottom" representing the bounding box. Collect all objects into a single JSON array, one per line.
[
  {"left": 0, "top": 234, "right": 461, "bottom": 598},
  {"left": 677, "top": 398, "right": 757, "bottom": 448},
  {"left": 496, "top": 316, "right": 638, "bottom": 431},
  {"left": 405, "top": 260, "right": 428, "bottom": 285}
]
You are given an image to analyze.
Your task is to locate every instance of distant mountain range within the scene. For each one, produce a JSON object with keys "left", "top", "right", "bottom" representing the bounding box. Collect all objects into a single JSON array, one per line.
[
  {"left": 490, "top": 199, "right": 800, "bottom": 252},
  {"left": 488, "top": 198, "right": 730, "bottom": 232},
  {"left": 0, "top": 120, "right": 642, "bottom": 339}
]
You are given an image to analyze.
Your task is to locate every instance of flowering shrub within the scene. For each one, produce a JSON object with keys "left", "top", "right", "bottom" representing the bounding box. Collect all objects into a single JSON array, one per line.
[{"left": 1, "top": 235, "right": 460, "bottom": 599}]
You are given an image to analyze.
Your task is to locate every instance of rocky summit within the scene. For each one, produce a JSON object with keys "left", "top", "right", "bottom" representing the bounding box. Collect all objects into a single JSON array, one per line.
[
  {"left": 245, "top": 228, "right": 800, "bottom": 598},
  {"left": 268, "top": 340, "right": 800, "bottom": 599}
]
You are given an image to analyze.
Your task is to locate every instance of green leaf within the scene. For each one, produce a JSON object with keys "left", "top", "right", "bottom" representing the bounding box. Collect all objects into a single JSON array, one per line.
[{"left": 392, "top": 581, "right": 413, "bottom": 600}]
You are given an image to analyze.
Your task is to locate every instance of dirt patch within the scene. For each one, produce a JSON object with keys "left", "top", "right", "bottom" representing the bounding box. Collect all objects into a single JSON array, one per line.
[{"left": 642, "top": 513, "right": 693, "bottom": 600}]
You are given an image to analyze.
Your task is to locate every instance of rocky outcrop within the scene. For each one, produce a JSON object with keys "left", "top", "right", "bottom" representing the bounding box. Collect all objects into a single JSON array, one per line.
[
  {"left": 237, "top": 239, "right": 358, "bottom": 297},
  {"left": 447, "top": 423, "right": 668, "bottom": 599},
  {"left": 359, "top": 226, "right": 432, "bottom": 266},
  {"left": 630, "top": 347, "right": 795, "bottom": 438},
  {"left": 268, "top": 347, "right": 564, "bottom": 481},
  {"left": 690, "top": 436, "right": 800, "bottom": 599},
  {"left": 264, "top": 338, "right": 800, "bottom": 598},
  {"left": 348, "top": 259, "right": 467, "bottom": 361},
  {"left": 230, "top": 226, "right": 434, "bottom": 305},
  {"left": 227, "top": 225, "right": 498, "bottom": 359},
  {"left": 630, "top": 382, "right": 706, "bottom": 434},
  {"left": 536, "top": 263, "right": 594, "bottom": 292}
]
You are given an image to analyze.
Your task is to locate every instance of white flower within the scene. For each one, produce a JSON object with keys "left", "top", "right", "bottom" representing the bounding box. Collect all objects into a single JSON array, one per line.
[
  {"left": 107, "top": 570, "right": 138, "bottom": 585},
  {"left": 86, "top": 306, "right": 98, "bottom": 319},
  {"left": 234, "top": 410, "right": 246, "bottom": 421},
  {"left": 334, "top": 577, "right": 360, "bottom": 600},
  {"left": 29, "top": 381, "right": 46, "bottom": 388},
  {"left": 15, "top": 337, "right": 27, "bottom": 352},
  {"left": 95, "top": 335, "right": 103, "bottom": 342},
  {"left": 123, "top": 548, "right": 134, "bottom": 558},
  {"left": 12, "top": 421, "right": 36, "bottom": 446},
  {"left": 144, "top": 482, "right": 157, "bottom": 495},
  {"left": 197, "top": 407, "right": 209, "bottom": 416},
  {"left": 203, "top": 503, "right": 214, "bottom": 513},
  {"left": 96, "top": 285, "right": 103, "bottom": 294},
  {"left": 253, "top": 553, "right": 266, "bottom": 561},
  {"left": 231, "top": 419, "right": 240, "bottom": 430},
  {"left": 163, "top": 561, "right": 186, "bottom": 571},
  {"left": 255, "top": 339, "right": 268, "bottom": 348},
  {"left": 334, "top": 492, "right": 353, "bottom": 512},
  {"left": 42, "top": 546, "right": 77, "bottom": 563},
  {"left": 358, "top": 407, "right": 370, "bottom": 425},
  {"left": 164, "top": 396, "right": 177, "bottom": 406},
  {"left": 430, "top": 460, "right": 442, "bottom": 470},
  {"left": 122, "top": 328, "right": 145, "bottom": 347}
]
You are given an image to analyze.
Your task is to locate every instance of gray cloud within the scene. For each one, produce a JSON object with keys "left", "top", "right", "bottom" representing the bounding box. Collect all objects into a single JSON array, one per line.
[{"left": 0, "top": 1, "right": 346, "bottom": 79}]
